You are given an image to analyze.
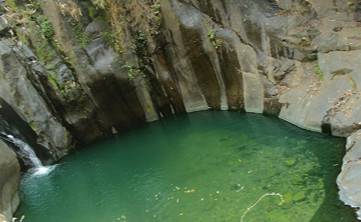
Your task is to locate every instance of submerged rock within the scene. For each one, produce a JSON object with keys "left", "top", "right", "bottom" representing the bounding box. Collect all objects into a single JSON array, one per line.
[
  {"left": 285, "top": 158, "right": 297, "bottom": 166},
  {"left": 293, "top": 191, "right": 307, "bottom": 202}
]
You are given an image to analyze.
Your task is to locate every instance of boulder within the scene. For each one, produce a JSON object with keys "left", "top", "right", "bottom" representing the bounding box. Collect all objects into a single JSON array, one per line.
[
  {"left": 337, "top": 130, "right": 361, "bottom": 220},
  {"left": 0, "top": 140, "right": 20, "bottom": 222}
]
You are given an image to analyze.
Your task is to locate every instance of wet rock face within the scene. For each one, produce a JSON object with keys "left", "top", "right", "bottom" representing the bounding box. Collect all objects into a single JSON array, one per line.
[
  {"left": 2, "top": 0, "right": 361, "bottom": 219},
  {"left": 0, "top": 40, "right": 71, "bottom": 159},
  {"left": 0, "top": 98, "right": 53, "bottom": 168}
]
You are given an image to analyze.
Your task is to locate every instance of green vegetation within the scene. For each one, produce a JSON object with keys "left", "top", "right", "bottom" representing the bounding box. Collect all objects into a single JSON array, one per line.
[
  {"left": 208, "top": 28, "right": 222, "bottom": 49},
  {"left": 4, "top": 0, "right": 23, "bottom": 10},
  {"left": 123, "top": 63, "right": 139, "bottom": 80},
  {"left": 33, "top": 41, "right": 56, "bottom": 65},
  {"left": 3, "top": 0, "right": 84, "bottom": 104},
  {"left": 38, "top": 15, "right": 55, "bottom": 39},
  {"left": 17, "top": 33, "right": 30, "bottom": 46},
  {"left": 137, "top": 30, "right": 147, "bottom": 42},
  {"left": 179, "top": 0, "right": 190, "bottom": 4},
  {"left": 48, "top": 72, "right": 84, "bottom": 102},
  {"left": 150, "top": 2, "right": 161, "bottom": 15},
  {"left": 24, "top": 1, "right": 42, "bottom": 11},
  {"left": 313, "top": 63, "right": 324, "bottom": 81},
  {"left": 4, "top": 0, "right": 16, "bottom": 9},
  {"left": 67, "top": 17, "right": 89, "bottom": 48},
  {"left": 104, "top": 32, "right": 123, "bottom": 54},
  {"left": 118, "top": 29, "right": 152, "bottom": 85},
  {"left": 87, "top": 5, "right": 98, "bottom": 19},
  {"left": 304, "top": 52, "right": 317, "bottom": 62},
  {"left": 348, "top": 74, "right": 357, "bottom": 89},
  {"left": 29, "top": 120, "right": 40, "bottom": 132},
  {"left": 92, "top": 0, "right": 106, "bottom": 9},
  {"left": 47, "top": 74, "right": 59, "bottom": 90},
  {"left": 56, "top": 0, "right": 91, "bottom": 49}
]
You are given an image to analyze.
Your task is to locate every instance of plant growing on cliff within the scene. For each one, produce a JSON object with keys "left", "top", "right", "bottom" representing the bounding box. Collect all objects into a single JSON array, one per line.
[
  {"left": 48, "top": 74, "right": 59, "bottom": 90},
  {"left": 123, "top": 62, "right": 151, "bottom": 90},
  {"left": 57, "top": 0, "right": 89, "bottom": 48},
  {"left": 150, "top": 2, "right": 161, "bottom": 15},
  {"left": 123, "top": 63, "right": 138, "bottom": 80},
  {"left": 92, "top": 0, "right": 106, "bottom": 9},
  {"left": 67, "top": 17, "right": 89, "bottom": 48},
  {"left": 208, "top": 29, "right": 222, "bottom": 49},
  {"left": 313, "top": 63, "right": 324, "bottom": 81},
  {"left": 38, "top": 15, "right": 54, "bottom": 39},
  {"left": 104, "top": 31, "right": 123, "bottom": 54},
  {"left": 58, "top": 0, "right": 82, "bottom": 22}
]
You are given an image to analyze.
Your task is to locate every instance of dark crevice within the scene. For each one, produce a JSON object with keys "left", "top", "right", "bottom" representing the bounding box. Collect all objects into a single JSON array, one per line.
[{"left": 321, "top": 122, "right": 332, "bottom": 135}]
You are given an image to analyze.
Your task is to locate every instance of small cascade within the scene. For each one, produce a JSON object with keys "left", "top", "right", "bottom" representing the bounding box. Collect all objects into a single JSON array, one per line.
[
  {"left": 3, "top": 134, "right": 53, "bottom": 175},
  {"left": 6, "top": 135, "right": 42, "bottom": 168}
]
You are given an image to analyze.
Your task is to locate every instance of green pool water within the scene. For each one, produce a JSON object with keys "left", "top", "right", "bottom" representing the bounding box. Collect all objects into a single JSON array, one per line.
[{"left": 17, "top": 111, "right": 357, "bottom": 222}]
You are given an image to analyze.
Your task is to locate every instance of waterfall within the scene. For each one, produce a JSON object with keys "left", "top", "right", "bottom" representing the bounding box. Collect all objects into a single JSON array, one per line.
[
  {"left": 3, "top": 134, "right": 53, "bottom": 175},
  {"left": 6, "top": 135, "right": 42, "bottom": 168}
]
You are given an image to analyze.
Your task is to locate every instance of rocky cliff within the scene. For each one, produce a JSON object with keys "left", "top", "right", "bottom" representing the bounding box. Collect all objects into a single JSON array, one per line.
[{"left": 1, "top": 0, "right": 361, "bottom": 220}]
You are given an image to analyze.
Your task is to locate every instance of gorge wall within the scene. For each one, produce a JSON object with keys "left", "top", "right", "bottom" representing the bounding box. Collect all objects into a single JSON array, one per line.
[{"left": 1, "top": 0, "right": 361, "bottom": 220}]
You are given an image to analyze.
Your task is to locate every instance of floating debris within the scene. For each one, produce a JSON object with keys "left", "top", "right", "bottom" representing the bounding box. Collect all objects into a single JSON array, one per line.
[
  {"left": 240, "top": 193, "right": 284, "bottom": 222},
  {"left": 236, "top": 186, "right": 245, "bottom": 192},
  {"left": 184, "top": 189, "right": 195, "bottom": 194}
]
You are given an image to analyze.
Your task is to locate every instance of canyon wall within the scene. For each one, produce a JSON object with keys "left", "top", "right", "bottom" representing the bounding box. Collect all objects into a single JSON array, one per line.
[{"left": 1, "top": 0, "right": 361, "bottom": 220}]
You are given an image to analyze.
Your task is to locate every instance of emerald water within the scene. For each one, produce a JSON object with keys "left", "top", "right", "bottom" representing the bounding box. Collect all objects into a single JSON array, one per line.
[{"left": 17, "top": 111, "right": 357, "bottom": 222}]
